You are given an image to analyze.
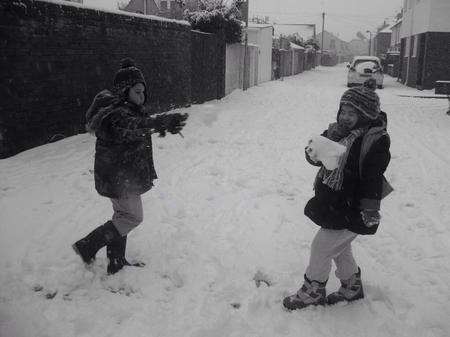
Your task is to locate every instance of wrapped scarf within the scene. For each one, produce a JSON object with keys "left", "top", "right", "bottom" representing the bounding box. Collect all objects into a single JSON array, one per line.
[{"left": 316, "top": 126, "right": 367, "bottom": 191}]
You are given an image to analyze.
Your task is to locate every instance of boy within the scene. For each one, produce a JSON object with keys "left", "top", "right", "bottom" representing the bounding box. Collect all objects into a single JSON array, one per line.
[{"left": 73, "top": 58, "right": 188, "bottom": 274}]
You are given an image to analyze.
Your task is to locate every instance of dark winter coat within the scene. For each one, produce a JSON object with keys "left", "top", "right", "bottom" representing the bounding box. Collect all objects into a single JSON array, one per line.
[
  {"left": 87, "top": 91, "right": 158, "bottom": 199},
  {"left": 304, "top": 119, "right": 391, "bottom": 235}
]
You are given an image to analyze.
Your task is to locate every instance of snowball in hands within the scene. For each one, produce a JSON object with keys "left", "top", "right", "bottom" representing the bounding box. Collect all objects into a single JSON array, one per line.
[{"left": 306, "top": 135, "right": 347, "bottom": 170}]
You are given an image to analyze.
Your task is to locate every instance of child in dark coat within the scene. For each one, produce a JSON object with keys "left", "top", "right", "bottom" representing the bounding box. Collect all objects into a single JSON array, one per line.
[
  {"left": 73, "top": 58, "right": 188, "bottom": 274},
  {"left": 283, "top": 81, "right": 391, "bottom": 310}
]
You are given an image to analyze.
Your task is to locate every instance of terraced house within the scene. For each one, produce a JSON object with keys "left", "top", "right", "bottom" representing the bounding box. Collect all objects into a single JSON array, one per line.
[{"left": 400, "top": 0, "right": 450, "bottom": 89}]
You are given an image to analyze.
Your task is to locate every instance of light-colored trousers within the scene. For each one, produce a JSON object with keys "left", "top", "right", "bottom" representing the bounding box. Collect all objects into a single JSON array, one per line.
[
  {"left": 110, "top": 194, "right": 143, "bottom": 236},
  {"left": 305, "top": 228, "right": 359, "bottom": 283}
]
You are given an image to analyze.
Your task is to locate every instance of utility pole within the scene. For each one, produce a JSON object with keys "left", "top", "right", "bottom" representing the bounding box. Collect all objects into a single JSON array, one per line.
[
  {"left": 243, "top": 0, "right": 249, "bottom": 91},
  {"left": 321, "top": 12, "right": 325, "bottom": 65},
  {"left": 366, "top": 30, "right": 372, "bottom": 55}
]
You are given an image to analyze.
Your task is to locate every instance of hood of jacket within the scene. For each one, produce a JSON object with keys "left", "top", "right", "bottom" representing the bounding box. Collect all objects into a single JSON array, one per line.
[{"left": 85, "top": 90, "right": 121, "bottom": 134}]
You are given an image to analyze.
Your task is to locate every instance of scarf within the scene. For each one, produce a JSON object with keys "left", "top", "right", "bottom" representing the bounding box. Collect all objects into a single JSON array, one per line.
[{"left": 316, "top": 127, "right": 367, "bottom": 191}]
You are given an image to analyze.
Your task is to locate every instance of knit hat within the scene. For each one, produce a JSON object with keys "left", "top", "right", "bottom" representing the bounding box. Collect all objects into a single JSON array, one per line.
[
  {"left": 113, "top": 58, "right": 147, "bottom": 99},
  {"left": 339, "top": 80, "right": 380, "bottom": 121}
]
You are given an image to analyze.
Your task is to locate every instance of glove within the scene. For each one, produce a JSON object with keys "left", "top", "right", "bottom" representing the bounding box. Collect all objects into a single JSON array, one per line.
[
  {"left": 360, "top": 209, "right": 380, "bottom": 227},
  {"left": 152, "top": 118, "right": 167, "bottom": 137},
  {"left": 153, "top": 113, "right": 188, "bottom": 137},
  {"left": 165, "top": 113, "right": 188, "bottom": 135}
]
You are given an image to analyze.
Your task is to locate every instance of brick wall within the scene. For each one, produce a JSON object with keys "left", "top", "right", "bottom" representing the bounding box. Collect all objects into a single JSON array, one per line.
[
  {"left": 399, "top": 32, "right": 450, "bottom": 90},
  {"left": 191, "top": 30, "right": 226, "bottom": 104},
  {"left": 0, "top": 0, "right": 224, "bottom": 158},
  {"left": 422, "top": 32, "right": 450, "bottom": 89}
]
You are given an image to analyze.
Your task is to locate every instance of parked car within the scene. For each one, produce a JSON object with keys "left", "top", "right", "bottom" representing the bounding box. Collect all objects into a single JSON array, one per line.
[{"left": 347, "top": 56, "right": 384, "bottom": 89}]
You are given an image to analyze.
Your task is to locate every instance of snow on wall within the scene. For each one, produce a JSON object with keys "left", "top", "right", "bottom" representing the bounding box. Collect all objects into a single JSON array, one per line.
[{"left": 39, "top": 0, "right": 190, "bottom": 25}]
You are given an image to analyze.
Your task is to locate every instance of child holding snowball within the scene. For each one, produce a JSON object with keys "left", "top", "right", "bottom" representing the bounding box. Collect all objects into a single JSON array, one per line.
[{"left": 283, "top": 81, "right": 391, "bottom": 310}]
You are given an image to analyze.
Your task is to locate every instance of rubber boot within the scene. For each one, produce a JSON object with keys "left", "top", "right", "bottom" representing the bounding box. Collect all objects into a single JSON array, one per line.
[
  {"left": 107, "top": 235, "right": 145, "bottom": 275},
  {"left": 327, "top": 267, "right": 364, "bottom": 305},
  {"left": 283, "top": 275, "right": 327, "bottom": 310},
  {"left": 72, "top": 221, "right": 121, "bottom": 264}
]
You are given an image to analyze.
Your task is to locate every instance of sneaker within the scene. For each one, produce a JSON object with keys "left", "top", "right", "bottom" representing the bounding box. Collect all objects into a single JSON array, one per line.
[
  {"left": 283, "top": 275, "right": 327, "bottom": 310},
  {"left": 327, "top": 267, "right": 364, "bottom": 305}
]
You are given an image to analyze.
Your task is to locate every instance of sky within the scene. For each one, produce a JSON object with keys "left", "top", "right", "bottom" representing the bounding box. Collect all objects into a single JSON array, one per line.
[{"left": 250, "top": 0, "right": 403, "bottom": 41}]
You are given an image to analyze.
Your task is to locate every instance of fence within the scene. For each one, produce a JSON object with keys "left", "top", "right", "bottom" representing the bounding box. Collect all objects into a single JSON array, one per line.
[
  {"left": 191, "top": 30, "right": 225, "bottom": 103},
  {"left": 225, "top": 43, "right": 259, "bottom": 95},
  {"left": 272, "top": 48, "right": 313, "bottom": 79}
]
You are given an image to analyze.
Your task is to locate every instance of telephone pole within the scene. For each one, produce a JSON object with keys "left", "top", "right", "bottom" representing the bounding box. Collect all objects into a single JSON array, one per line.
[
  {"left": 321, "top": 12, "right": 325, "bottom": 64},
  {"left": 243, "top": 0, "right": 249, "bottom": 90}
]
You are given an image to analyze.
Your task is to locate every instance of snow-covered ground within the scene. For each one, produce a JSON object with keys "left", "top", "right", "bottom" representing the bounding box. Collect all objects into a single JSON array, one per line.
[{"left": 1, "top": 65, "right": 449, "bottom": 337}]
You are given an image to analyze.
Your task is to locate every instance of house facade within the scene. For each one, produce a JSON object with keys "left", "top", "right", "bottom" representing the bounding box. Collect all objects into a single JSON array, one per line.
[
  {"left": 373, "top": 28, "right": 392, "bottom": 59},
  {"left": 389, "top": 20, "right": 402, "bottom": 53},
  {"left": 317, "top": 31, "right": 353, "bottom": 63},
  {"left": 384, "top": 20, "right": 402, "bottom": 77},
  {"left": 348, "top": 39, "right": 369, "bottom": 58},
  {"left": 400, "top": 0, "right": 450, "bottom": 89}
]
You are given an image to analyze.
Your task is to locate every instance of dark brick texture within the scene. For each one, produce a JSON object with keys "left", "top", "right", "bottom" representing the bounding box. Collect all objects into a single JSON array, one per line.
[
  {"left": 399, "top": 32, "right": 450, "bottom": 90},
  {"left": 0, "top": 0, "right": 225, "bottom": 158}
]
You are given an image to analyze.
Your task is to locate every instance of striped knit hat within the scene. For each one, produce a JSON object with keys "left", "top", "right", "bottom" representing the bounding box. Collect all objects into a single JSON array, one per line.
[
  {"left": 339, "top": 81, "right": 380, "bottom": 121},
  {"left": 113, "top": 58, "right": 147, "bottom": 101}
]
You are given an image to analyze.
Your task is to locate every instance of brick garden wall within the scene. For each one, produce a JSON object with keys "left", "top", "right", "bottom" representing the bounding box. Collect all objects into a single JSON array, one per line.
[
  {"left": 191, "top": 30, "right": 225, "bottom": 104},
  {"left": 422, "top": 32, "right": 450, "bottom": 89},
  {"left": 399, "top": 32, "right": 450, "bottom": 90},
  {"left": 0, "top": 0, "right": 225, "bottom": 158}
]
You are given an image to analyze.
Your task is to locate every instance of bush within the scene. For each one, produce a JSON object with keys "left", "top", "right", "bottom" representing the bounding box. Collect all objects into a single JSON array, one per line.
[{"left": 184, "top": 1, "right": 243, "bottom": 44}]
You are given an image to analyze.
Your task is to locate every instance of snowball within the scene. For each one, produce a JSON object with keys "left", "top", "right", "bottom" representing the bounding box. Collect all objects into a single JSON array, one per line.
[{"left": 306, "top": 135, "right": 347, "bottom": 170}]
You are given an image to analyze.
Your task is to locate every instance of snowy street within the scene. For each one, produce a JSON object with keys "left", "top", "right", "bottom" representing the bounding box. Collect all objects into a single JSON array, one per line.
[{"left": 1, "top": 64, "right": 450, "bottom": 337}]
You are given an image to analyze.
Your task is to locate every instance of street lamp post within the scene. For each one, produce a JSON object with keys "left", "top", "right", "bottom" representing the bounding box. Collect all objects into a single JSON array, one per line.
[
  {"left": 243, "top": 0, "right": 249, "bottom": 91},
  {"left": 366, "top": 30, "right": 372, "bottom": 56}
]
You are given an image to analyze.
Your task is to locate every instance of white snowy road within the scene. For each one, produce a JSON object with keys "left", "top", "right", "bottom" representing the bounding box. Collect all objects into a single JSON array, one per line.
[{"left": 1, "top": 65, "right": 449, "bottom": 337}]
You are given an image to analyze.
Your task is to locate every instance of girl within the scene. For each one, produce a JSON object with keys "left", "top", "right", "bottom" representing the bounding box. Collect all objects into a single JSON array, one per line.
[{"left": 284, "top": 81, "right": 391, "bottom": 310}]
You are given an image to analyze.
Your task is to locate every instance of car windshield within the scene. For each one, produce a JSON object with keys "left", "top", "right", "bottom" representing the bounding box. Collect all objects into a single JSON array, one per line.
[
  {"left": 353, "top": 60, "right": 380, "bottom": 73},
  {"left": 353, "top": 59, "right": 379, "bottom": 68}
]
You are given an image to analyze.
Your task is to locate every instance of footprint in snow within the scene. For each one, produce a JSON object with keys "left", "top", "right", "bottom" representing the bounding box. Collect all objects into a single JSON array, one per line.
[{"left": 253, "top": 270, "right": 273, "bottom": 288}]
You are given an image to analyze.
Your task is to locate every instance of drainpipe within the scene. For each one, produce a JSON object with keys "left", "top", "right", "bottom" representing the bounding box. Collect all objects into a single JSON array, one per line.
[{"left": 405, "top": 1, "right": 415, "bottom": 85}]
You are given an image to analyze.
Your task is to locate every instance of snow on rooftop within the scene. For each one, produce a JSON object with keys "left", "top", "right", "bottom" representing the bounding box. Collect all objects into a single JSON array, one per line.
[
  {"left": 379, "top": 26, "right": 393, "bottom": 34},
  {"left": 353, "top": 55, "right": 381, "bottom": 61},
  {"left": 37, "top": 0, "right": 190, "bottom": 26},
  {"left": 289, "top": 42, "right": 305, "bottom": 50},
  {"left": 390, "top": 19, "right": 402, "bottom": 28},
  {"left": 248, "top": 23, "right": 274, "bottom": 29}
]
